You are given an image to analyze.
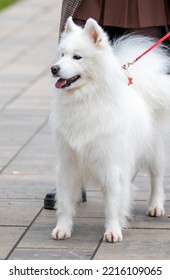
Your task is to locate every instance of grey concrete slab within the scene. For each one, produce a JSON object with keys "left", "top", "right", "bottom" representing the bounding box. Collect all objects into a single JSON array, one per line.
[
  {"left": 0, "top": 72, "right": 52, "bottom": 115},
  {"left": 20, "top": 72, "right": 53, "bottom": 97},
  {"left": 0, "top": 0, "right": 59, "bottom": 39},
  {"left": 0, "top": 199, "right": 42, "bottom": 226},
  {"left": 0, "top": 10, "right": 56, "bottom": 47},
  {"left": 77, "top": 194, "right": 170, "bottom": 226},
  {"left": 134, "top": 175, "right": 170, "bottom": 188},
  {"left": 77, "top": 192, "right": 104, "bottom": 218},
  {"left": 1, "top": 125, "right": 55, "bottom": 176},
  {"left": 134, "top": 176, "right": 170, "bottom": 200},
  {"left": 9, "top": 248, "right": 93, "bottom": 260},
  {"left": 0, "top": 174, "right": 55, "bottom": 199},
  {"left": 93, "top": 229, "right": 170, "bottom": 260},
  {"left": 0, "top": 131, "right": 47, "bottom": 174},
  {"left": 0, "top": 226, "right": 26, "bottom": 259},
  {"left": 0, "top": 88, "right": 21, "bottom": 111},
  {"left": 131, "top": 200, "right": 170, "bottom": 229},
  {"left": 16, "top": 209, "right": 104, "bottom": 251},
  {"left": 0, "top": 14, "right": 59, "bottom": 88}
]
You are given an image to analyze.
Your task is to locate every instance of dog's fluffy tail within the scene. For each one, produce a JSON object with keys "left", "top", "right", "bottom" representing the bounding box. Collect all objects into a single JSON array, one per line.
[{"left": 113, "top": 35, "right": 170, "bottom": 111}]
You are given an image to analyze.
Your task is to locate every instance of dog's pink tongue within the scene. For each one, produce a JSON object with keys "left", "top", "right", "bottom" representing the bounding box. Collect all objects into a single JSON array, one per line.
[{"left": 55, "top": 78, "right": 67, "bottom": 89}]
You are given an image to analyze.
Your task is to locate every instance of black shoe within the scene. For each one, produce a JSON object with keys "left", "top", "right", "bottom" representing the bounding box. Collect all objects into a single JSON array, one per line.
[
  {"left": 44, "top": 188, "right": 56, "bottom": 210},
  {"left": 81, "top": 189, "right": 87, "bottom": 202},
  {"left": 44, "top": 188, "right": 87, "bottom": 210}
]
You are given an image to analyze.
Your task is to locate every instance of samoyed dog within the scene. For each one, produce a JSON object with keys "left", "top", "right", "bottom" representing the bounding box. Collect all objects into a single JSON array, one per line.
[{"left": 50, "top": 17, "right": 170, "bottom": 242}]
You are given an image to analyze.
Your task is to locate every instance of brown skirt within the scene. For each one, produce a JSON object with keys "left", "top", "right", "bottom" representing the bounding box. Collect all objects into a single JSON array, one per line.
[{"left": 75, "top": 0, "right": 170, "bottom": 28}]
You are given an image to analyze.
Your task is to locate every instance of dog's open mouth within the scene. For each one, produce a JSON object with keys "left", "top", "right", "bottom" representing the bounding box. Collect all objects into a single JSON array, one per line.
[{"left": 55, "top": 75, "right": 80, "bottom": 89}]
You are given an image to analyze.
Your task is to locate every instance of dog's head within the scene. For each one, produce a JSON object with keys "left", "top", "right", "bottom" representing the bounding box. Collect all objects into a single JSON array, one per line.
[{"left": 51, "top": 17, "right": 110, "bottom": 91}]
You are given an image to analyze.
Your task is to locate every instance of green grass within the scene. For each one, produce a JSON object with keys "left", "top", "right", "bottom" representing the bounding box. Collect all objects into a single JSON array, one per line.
[{"left": 0, "top": 0, "right": 20, "bottom": 10}]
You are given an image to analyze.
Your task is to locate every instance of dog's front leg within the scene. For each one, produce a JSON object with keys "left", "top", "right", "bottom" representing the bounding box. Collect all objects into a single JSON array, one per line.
[
  {"left": 51, "top": 158, "right": 81, "bottom": 240},
  {"left": 102, "top": 172, "right": 123, "bottom": 243}
]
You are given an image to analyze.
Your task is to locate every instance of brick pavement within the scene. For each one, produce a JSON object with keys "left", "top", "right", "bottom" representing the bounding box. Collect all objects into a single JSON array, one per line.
[{"left": 0, "top": 0, "right": 170, "bottom": 260}]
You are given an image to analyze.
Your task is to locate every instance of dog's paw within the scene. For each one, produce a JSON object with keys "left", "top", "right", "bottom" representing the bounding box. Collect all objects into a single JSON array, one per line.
[
  {"left": 103, "top": 230, "right": 123, "bottom": 243},
  {"left": 147, "top": 207, "right": 165, "bottom": 217},
  {"left": 51, "top": 227, "right": 71, "bottom": 240}
]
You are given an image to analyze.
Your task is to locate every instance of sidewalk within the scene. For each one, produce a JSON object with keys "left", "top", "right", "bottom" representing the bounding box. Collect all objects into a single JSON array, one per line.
[{"left": 0, "top": 0, "right": 170, "bottom": 260}]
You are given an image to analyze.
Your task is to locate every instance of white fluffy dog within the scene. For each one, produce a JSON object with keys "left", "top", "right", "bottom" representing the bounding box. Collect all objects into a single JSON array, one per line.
[{"left": 50, "top": 17, "right": 170, "bottom": 242}]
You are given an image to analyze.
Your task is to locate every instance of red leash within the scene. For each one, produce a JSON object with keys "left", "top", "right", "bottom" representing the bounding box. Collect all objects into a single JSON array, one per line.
[{"left": 122, "top": 32, "right": 170, "bottom": 85}]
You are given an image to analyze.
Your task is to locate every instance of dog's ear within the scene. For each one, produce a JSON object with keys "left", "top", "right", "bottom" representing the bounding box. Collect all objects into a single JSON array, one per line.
[
  {"left": 84, "top": 18, "right": 103, "bottom": 46},
  {"left": 64, "top": 17, "right": 77, "bottom": 33}
]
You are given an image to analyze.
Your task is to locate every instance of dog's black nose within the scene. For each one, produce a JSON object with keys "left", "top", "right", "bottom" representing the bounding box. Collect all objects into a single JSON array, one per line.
[{"left": 51, "top": 65, "right": 60, "bottom": 76}]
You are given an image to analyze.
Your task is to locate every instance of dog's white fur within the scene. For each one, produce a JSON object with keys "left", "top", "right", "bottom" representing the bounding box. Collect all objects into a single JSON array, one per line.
[{"left": 50, "top": 17, "right": 170, "bottom": 242}]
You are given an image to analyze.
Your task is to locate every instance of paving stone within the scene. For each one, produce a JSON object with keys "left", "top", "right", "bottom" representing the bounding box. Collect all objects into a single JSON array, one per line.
[
  {"left": 0, "top": 174, "right": 55, "bottom": 199},
  {"left": 9, "top": 248, "right": 92, "bottom": 260},
  {"left": 93, "top": 229, "right": 170, "bottom": 260},
  {"left": 0, "top": 199, "right": 42, "bottom": 226},
  {"left": 0, "top": 226, "right": 26, "bottom": 259},
  {"left": 0, "top": 112, "right": 50, "bottom": 173},
  {"left": 0, "top": 0, "right": 59, "bottom": 39},
  {"left": 16, "top": 209, "right": 104, "bottom": 251},
  {"left": 77, "top": 193, "right": 170, "bottom": 225},
  {"left": 134, "top": 176, "right": 170, "bottom": 200},
  {"left": 1, "top": 126, "right": 55, "bottom": 176},
  {"left": 131, "top": 200, "right": 170, "bottom": 229},
  {"left": 77, "top": 191, "right": 104, "bottom": 218},
  {"left": 0, "top": 88, "right": 21, "bottom": 111}
]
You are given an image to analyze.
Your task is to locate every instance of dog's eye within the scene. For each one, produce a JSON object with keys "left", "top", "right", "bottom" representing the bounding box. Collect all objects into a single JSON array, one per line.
[
  {"left": 73, "top": 54, "right": 82, "bottom": 60},
  {"left": 62, "top": 53, "right": 64, "bottom": 57}
]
